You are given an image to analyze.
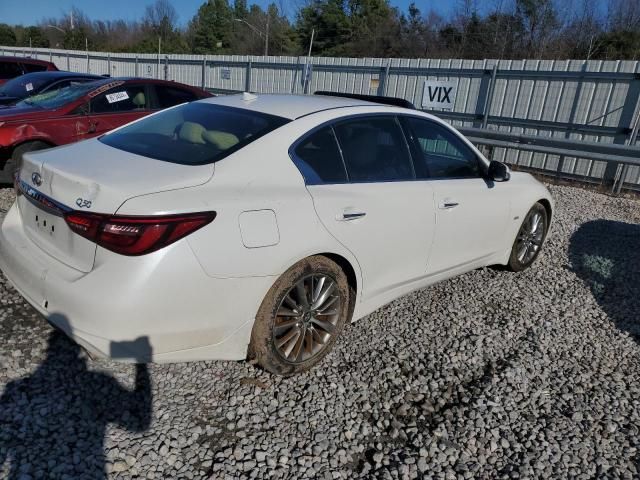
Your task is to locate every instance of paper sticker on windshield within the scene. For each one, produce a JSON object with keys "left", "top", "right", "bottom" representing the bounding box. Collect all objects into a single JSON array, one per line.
[
  {"left": 106, "top": 91, "right": 129, "bottom": 104},
  {"left": 25, "top": 82, "right": 33, "bottom": 92}
]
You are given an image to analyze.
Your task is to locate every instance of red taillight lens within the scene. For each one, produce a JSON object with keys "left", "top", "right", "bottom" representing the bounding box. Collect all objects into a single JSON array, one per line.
[{"left": 64, "top": 211, "right": 216, "bottom": 256}]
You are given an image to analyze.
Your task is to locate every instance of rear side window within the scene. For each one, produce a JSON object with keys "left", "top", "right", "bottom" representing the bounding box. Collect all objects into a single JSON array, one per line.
[
  {"left": 403, "top": 117, "right": 480, "bottom": 179},
  {"left": 100, "top": 102, "right": 290, "bottom": 165},
  {"left": 292, "top": 127, "right": 347, "bottom": 184},
  {"left": 334, "top": 117, "right": 414, "bottom": 183},
  {"left": 22, "top": 62, "right": 48, "bottom": 73},
  {"left": 91, "top": 85, "right": 147, "bottom": 113},
  {"left": 154, "top": 85, "right": 199, "bottom": 109},
  {"left": 0, "top": 61, "right": 22, "bottom": 79}
]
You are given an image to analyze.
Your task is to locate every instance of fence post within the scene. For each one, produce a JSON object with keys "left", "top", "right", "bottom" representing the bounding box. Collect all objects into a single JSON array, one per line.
[
  {"left": 610, "top": 73, "right": 640, "bottom": 192},
  {"left": 481, "top": 64, "right": 498, "bottom": 129},
  {"left": 107, "top": 53, "right": 111, "bottom": 77},
  {"left": 66, "top": 52, "right": 70, "bottom": 71},
  {"left": 377, "top": 61, "right": 390, "bottom": 97},
  {"left": 291, "top": 57, "right": 301, "bottom": 94},
  {"left": 245, "top": 60, "right": 252, "bottom": 92},
  {"left": 613, "top": 88, "right": 640, "bottom": 193},
  {"left": 135, "top": 55, "right": 139, "bottom": 77},
  {"left": 49, "top": 51, "right": 52, "bottom": 63},
  {"left": 164, "top": 55, "right": 169, "bottom": 80},
  {"left": 557, "top": 63, "right": 588, "bottom": 177},
  {"left": 201, "top": 58, "right": 207, "bottom": 89}
]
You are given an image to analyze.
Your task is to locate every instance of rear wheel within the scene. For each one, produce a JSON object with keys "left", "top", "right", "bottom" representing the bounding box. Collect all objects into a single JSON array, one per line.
[
  {"left": 0, "top": 141, "right": 51, "bottom": 184},
  {"left": 507, "top": 202, "right": 548, "bottom": 271},
  {"left": 249, "top": 256, "right": 350, "bottom": 375}
]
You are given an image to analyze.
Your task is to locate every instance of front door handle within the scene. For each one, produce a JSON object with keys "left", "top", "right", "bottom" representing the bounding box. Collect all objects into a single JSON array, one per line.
[
  {"left": 87, "top": 121, "right": 98, "bottom": 134},
  {"left": 338, "top": 211, "right": 367, "bottom": 221}
]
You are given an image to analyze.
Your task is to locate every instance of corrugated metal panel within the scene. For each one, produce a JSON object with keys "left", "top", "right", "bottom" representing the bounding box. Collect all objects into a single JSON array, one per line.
[{"left": 1, "top": 45, "right": 639, "bottom": 188}]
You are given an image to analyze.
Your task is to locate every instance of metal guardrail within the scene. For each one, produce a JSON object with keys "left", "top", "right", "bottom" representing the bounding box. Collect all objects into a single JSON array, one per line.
[{"left": 458, "top": 127, "right": 640, "bottom": 192}]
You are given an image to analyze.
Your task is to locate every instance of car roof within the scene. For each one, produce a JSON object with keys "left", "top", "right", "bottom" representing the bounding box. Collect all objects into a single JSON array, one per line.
[
  {"left": 0, "top": 56, "right": 56, "bottom": 66},
  {"left": 11, "top": 71, "right": 103, "bottom": 81},
  {"left": 201, "top": 93, "right": 391, "bottom": 120}
]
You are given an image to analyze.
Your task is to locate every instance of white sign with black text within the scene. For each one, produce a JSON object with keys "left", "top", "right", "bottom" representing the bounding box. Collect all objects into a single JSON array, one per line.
[{"left": 421, "top": 80, "right": 457, "bottom": 110}]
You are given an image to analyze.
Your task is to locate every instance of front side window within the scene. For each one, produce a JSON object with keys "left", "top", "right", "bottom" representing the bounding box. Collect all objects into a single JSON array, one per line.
[
  {"left": 154, "top": 85, "right": 198, "bottom": 109},
  {"left": 91, "top": 85, "right": 147, "bottom": 114},
  {"left": 99, "top": 102, "right": 290, "bottom": 165},
  {"left": 403, "top": 117, "right": 481, "bottom": 179},
  {"left": 292, "top": 127, "right": 347, "bottom": 184},
  {"left": 333, "top": 117, "right": 414, "bottom": 183}
]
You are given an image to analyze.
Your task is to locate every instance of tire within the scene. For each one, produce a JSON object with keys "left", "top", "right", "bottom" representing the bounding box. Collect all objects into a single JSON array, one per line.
[
  {"left": 0, "top": 141, "right": 50, "bottom": 185},
  {"left": 507, "top": 202, "right": 548, "bottom": 272},
  {"left": 249, "top": 256, "right": 351, "bottom": 376}
]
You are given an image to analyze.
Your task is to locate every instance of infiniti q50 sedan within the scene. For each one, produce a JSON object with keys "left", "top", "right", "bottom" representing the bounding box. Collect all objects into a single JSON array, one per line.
[{"left": 0, "top": 92, "right": 553, "bottom": 375}]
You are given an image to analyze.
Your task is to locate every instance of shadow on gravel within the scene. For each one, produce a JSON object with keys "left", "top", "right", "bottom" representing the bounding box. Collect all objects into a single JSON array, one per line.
[
  {"left": 0, "top": 316, "right": 152, "bottom": 479},
  {"left": 569, "top": 219, "right": 640, "bottom": 341}
]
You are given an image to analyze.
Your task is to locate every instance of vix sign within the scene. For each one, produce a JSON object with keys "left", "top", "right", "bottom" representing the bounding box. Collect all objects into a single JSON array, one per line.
[{"left": 421, "top": 80, "right": 457, "bottom": 110}]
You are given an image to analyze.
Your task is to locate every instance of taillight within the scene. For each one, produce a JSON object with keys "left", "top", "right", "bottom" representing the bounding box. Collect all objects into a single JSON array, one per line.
[{"left": 64, "top": 211, "right": 216, "bottom": 256}]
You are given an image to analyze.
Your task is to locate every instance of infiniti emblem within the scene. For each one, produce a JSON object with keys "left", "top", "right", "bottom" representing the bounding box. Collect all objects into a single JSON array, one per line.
[{"left": 31, "top": 172, "right": 42, "bottom": 187}]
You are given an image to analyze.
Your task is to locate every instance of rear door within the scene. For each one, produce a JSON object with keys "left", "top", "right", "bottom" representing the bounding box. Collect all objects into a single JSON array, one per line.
[
  {"left": 401, "top": 116, "right": 510, "bottom": 274},
  {"left": 296, "top": 116, "right": 436, "bottom": 301},
  {"left": 84, "top": 83, "right": 150, "bottom": 137}
]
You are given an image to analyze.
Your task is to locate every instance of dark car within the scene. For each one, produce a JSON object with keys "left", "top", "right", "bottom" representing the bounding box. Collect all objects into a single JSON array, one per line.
[
  {"left": 0, "top": 77, "right": 212, "bottom": 183},
  {"left": 0, "top": 56, "right": 59, "bottom": 85},
  {"left": 0, "top": 71, "right": 105, "bottom": 106}
]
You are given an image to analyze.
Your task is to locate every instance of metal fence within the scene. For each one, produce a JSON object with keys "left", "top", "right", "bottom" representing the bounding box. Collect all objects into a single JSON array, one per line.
[{"left": 2, "top": 45, "right": 640, "bottom": 191}]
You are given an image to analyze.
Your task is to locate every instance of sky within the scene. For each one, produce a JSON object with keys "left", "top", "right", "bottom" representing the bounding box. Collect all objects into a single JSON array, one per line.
[{"left": 0, "top": 0, "right": 464, "bottom": 26}]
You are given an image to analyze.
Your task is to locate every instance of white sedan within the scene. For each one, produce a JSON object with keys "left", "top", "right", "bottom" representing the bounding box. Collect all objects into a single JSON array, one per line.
[{"left": 0, "top": 93, "right": 552, "bottom": 375}]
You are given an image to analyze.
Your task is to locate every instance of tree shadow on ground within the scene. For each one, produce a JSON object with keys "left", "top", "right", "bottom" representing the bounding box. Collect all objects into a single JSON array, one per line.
[
  {"left": 0, "top": 315, "right": 152, "bottom": 479},
  {"left": 569, "top": 219, "right": 640, "bottom": 341}
]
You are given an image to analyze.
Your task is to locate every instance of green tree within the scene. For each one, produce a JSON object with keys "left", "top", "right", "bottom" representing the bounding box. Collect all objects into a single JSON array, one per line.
[
  {"left": 0, "top": 24, "right": 16, "bottom": 46},
  {"left": 296, "top": 0, "right": 350, "bottom": 56},
  {"left": 17, "top": 26, "right": 49, "bottom": 48},
  {"left": 190, "top": 0, "right": 234, "bottom": 54}
]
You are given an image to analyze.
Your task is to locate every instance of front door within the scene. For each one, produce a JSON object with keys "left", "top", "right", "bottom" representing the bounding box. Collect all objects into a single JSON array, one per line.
[{"left": 400, "top": 116, "right": 510, "bottom": 274}]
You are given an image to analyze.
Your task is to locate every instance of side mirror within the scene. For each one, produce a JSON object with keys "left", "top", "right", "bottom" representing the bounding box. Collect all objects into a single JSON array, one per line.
[{"left": 487, "top": 160, "right": 510, "bottom": 182}]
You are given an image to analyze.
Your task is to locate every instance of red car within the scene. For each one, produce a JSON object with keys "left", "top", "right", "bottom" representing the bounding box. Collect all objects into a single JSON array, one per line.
[
  {"left": 0, "top": 77, "right": 212, "bottom": 183},
  {"left": 0, "top": 56, "right": 59, "bottom": 85}
]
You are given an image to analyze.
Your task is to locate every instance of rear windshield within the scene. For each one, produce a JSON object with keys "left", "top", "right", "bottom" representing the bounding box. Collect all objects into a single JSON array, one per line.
[{"left": 99, "top": 102, "right": 290, "bottom": 165}]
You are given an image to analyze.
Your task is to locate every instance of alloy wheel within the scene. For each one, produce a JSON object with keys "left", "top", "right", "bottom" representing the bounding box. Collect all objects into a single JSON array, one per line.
[
  {"left": 515, "top": 209, "right": 546, "bottom": 264},
  {"left": 273, "top": 274, "right": 341, "bottom": 364}
]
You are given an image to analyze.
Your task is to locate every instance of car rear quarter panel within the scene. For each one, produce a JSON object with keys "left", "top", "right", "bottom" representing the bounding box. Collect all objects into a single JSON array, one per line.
[{"left": 116, "top": 123, "right": 363, "bottom": 289}]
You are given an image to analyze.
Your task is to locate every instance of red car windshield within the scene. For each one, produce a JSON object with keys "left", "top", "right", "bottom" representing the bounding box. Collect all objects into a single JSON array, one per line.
[{"left": 16, "top": 81, "right": 99, "bottom": 109}]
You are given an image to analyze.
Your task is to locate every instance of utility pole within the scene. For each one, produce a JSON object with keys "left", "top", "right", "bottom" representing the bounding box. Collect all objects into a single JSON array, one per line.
[
  {"left": 303, "top": 28, "right": 315, "bottom": 94},
  {"left": 157, "top": 36, "right": 161, "bottom": 79}
]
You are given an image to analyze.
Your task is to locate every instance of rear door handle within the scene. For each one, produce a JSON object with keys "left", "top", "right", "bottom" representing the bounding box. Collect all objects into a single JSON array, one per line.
[{"left": 438, "top": 199, "right": 459, "bottom": 209}]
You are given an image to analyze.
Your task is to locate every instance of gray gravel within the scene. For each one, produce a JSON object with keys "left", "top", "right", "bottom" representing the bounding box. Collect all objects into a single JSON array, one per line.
[{"left": 1, "top": 183, "right": 640, "bottom": 479}]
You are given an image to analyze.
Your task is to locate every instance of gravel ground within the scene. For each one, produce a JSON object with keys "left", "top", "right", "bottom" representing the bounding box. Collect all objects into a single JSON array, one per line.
[{"left": 1, "top": 183, "right": 640, "bottom": 479}]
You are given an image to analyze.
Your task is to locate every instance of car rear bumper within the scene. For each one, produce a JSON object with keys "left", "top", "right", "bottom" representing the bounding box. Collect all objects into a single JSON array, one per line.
[{"left": 0, "top": 203, "right": 275, "bottom": 362}]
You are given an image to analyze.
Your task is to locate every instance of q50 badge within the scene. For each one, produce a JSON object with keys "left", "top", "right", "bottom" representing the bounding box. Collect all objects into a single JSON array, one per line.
[{"left": 76, "top": 198, "right": 92, "bottom": 209}]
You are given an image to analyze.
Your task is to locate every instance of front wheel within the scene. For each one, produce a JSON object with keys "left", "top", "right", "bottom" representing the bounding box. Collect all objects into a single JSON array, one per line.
[
  {"left": 249, "top": 256, "right": 351, "bottom": 376},
  {"left": 507, "top": 202, "right": 548, "bottom": 271}
]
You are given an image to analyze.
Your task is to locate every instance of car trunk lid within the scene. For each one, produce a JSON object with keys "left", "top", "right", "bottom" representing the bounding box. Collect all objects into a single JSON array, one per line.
[{"left": 17, "top": 138, "right": 214, "bottom": 272}]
